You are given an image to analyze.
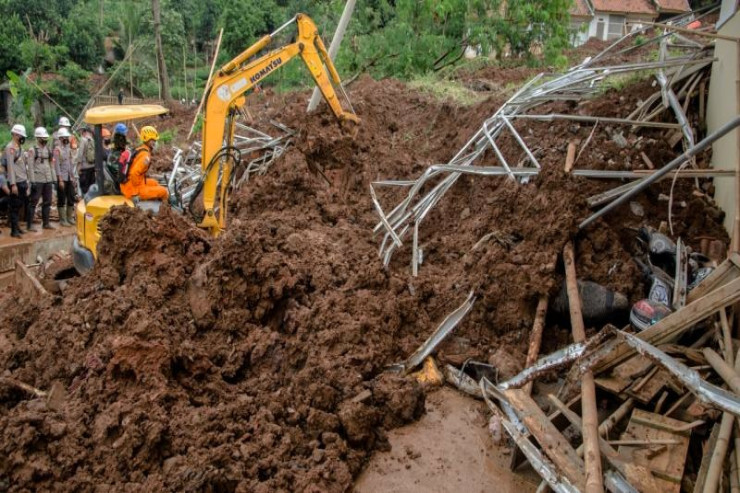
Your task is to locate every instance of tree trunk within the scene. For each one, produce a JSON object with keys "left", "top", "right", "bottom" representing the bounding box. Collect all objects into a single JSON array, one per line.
[{"left": 151, "top": 0, "right": 171, "bottom": 102}]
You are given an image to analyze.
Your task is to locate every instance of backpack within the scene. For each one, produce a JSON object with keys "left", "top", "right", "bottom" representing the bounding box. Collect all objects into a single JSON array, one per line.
[
  {"left": 119, "top": 146, "right": 147, "bottom": 185},
  {"left": 85, "top": 137, "right": 95, "bottom": 163}
]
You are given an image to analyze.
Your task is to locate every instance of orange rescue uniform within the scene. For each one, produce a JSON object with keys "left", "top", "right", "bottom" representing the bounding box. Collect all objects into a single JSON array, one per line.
[{"left": 120, "top": 145, "right": 168, "bottom": 201}]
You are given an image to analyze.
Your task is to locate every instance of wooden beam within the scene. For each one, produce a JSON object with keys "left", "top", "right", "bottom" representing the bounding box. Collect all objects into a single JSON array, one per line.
[
  {"left": 564, "top": 141, "right": 577, "bottom": 173},
  {"left": 549, "top": 395, "right": 666, "bottom": 492},
  {"left": 595, "top": 275, "right": 740, "bottom": 373},
  {"left": 564, "top": 242, "right": 603, "bottom": 493},
  {"left": 504, "top": 388, "right": 586, "bottom": 490},
  {"left": 524, "top": 295, "right": 548, "bottom": 395}
]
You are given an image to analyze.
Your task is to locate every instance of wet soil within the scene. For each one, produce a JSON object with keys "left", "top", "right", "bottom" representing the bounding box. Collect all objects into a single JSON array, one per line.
[{"left": 0, "top": 69, "right": 728, "bottom": 492}]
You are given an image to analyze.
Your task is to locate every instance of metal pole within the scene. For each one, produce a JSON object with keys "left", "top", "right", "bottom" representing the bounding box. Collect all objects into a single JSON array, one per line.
[
  {"left": 94, "top": 124, "right": 104, "bottom": 195},
  {"left": 307, "top": 0, "right": 356, "bottom": 112},
  {"left": 580, "top": 116, "right": 740, "bottom": 230}
]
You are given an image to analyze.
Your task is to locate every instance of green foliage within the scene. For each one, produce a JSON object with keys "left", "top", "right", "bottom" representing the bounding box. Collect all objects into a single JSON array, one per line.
[
  {"left": 0, "top": 14, "right": 28, "bottom": 76},
  {"left": 0, "top": 0, "right": 575, "bottom": 128},
  {"left": 42, "top": 62, "right": 92, "bottom": 119},
  {"left": 219, "top": 0, "right": 279, "bottom": 57},
  {"left": 408, "top": 73, "right": 484, "bottom": 106},
  {"left": 6, "top": 70, "right": 38, "bottom": 120},
  {"left": 20, "top": 39, "right": 68, "bottom": 72},
  {"left": 158, "top": 127, "right": 176, "bottom": 144},
  {"left": 60, "top": 2, "right": 104, "bottom": 70}
]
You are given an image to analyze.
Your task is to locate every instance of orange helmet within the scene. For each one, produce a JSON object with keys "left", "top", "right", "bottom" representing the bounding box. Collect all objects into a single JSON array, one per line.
[{"left": 102, "top": 128, "right": 112, "bottom": 138}]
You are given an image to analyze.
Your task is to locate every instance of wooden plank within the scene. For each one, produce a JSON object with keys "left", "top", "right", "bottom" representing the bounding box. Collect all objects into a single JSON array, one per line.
[
  {"left": 630, "top": 408, "right": 693, "bottom": 437},
  {"left": 503, "top": 388, "right": 586, "bottom": 490},
  {"left": 626, "top": 369, "right": 670, "bottom": 404},
  {"left": 596, "top": 354, "right": 653, "bottom": 395},
  {"left": 549, "top": 395, "right": 666, "bottom": 493},
  {"left": 619, "top": 409, "right": 690, "bottom": 492},
  {"left": 595, "top": 275, "right": 740, "bottom": 373},
  {"left": 687, "top": 254, "right": 740, "bottom": 303},
  {"left": 640, "top": 151, "right": 655, "bottom": 169},
  {"left": 693, "top": 422, "right": 721, "bottom": 493},
  {"left": 14, "top": 260, "right": 49, "bottom": 301},
  {"left": 523, "top": 295, "right": 548, "bottom": 395},
  {"left": 564, "top": 141, "right": 577, "bottom": 173},
  {"left": 563, "top": 242, "right": 603, "bottom": 493}
]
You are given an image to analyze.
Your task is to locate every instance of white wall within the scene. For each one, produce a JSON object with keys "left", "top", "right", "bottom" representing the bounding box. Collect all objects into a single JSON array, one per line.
[{"left": 707, "top": 11, "right": 740, "bottom": 235}]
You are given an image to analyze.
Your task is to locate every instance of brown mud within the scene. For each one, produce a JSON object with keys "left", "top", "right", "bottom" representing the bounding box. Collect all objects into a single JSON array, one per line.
[{"left": 0, "top": 71, "right": 728, "bottom": 492}]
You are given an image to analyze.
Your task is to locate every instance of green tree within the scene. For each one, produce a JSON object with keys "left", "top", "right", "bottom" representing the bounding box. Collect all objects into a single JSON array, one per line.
[
  {"left": 218, "top": 0, "right": 279, "bottom": 57},
  {"left": 61, "top": 2, "right": 105, "bottom": 70},
  {"left": 0, "top": 14, "right": 28, "bottom": 76}
]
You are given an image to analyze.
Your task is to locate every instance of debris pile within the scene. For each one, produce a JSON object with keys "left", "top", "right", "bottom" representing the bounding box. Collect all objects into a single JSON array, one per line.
[{"left": 0, "top": 10, "right": 738, "bottom": 493}]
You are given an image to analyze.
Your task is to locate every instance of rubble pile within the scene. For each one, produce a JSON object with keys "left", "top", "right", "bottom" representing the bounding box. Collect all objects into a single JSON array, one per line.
[{"left": 0, "top": 15, "right": 737, "bottom": 493}]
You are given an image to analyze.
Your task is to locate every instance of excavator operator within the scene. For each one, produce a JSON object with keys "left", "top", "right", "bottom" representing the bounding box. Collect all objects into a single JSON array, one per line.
[{"left": 120, "top": 126, "right": 168, "bottom": 201}]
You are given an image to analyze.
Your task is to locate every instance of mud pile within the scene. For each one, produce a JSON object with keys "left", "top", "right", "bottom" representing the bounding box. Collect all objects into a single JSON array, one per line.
[{"left": 0, "top": 75, "right": 729, "bottom": 492}]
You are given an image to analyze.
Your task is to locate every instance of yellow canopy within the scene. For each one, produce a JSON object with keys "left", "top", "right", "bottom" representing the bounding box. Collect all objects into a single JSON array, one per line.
[{"left": 84, "top": 104, "right": 169, "bottom": 124}]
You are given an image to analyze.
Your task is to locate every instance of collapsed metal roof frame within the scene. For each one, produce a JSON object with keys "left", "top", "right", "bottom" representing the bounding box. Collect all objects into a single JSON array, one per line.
[{"left": 370, "top": 10, "right": 725, "bottom": 276}]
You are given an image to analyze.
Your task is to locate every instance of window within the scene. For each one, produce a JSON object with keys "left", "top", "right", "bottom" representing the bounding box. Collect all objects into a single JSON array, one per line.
[{"left": 607, "top": 15, "right": 626, "bottom": 40}]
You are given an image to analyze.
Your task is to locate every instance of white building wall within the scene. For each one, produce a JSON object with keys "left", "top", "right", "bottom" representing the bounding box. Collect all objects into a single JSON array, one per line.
[{"left": 707, "top": 11, "right": 740, "bottom": 235}]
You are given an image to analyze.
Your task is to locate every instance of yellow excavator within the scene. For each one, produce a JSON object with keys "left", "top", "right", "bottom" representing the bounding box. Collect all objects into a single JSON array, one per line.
[{"left": 73, "top": 14, "right": 359, "bottom": 273}]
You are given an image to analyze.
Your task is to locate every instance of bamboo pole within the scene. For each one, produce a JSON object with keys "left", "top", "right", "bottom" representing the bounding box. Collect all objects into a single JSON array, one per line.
[
  {"left": 183, "top": 43, "right": 188, "bottom": 103},
  {"left": 735, "top": 428, "right": 740, "bottom": 488},
  {"left": 523, "top": 295, "right": 548, "bottom": 395},
  {"left": 647, "top": 21, "right": 740, "bottom": 42},
  {"left": 187, "top": 28, "right": 223, "bottom": 140},
  {"left": 705, "top": 413, "right": 734, "bottom": 493},
  {"left": 563, "top": 242, "right": 604, "bottom": 493},
  {"left": 25, "top": 76, "right": 74, "bottom": 121},
  {"left": 702, "top": 348, "right": 740, "bottom": 493}
]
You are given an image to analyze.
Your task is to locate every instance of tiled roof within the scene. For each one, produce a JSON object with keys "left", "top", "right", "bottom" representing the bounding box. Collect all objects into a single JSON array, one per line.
[
  {"left": 570, "top": 0, "right": 593, "bottom": 17},
  {"left": 654, "top": 0, "right": 691, "bottom": 13},
  {"left": 591, "top": 0, "right": 657, "bottom": 14}
]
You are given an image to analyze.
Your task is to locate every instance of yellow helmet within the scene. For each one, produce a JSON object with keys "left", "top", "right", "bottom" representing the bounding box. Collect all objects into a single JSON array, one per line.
[{"left": 140, "top": 126, "right": 159, "bottom": 142}]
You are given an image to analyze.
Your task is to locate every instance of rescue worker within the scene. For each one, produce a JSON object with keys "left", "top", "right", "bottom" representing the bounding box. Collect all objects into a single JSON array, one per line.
[
  {"left": 104, "top": 123, "right": 130, "bottom": 193},
  {"left": 53, "top": 127, "right": 76, "bottom": 226},
  {"left": 102, "top": 127, "right": 112, "bottom": 159},
  {"left": 27, "top": 127, "right": 56, "bottom": 230},
  {"left": 120, "top": 126, "right": 168, "bottom": 201},
  {"left": 52, "top": 116, "right": 78, "bottom": 150},
  {"left": 76, "top": 126, "right": 96, "bottom": 194},
  {"left": 5, "top": 124, "right": 30, "bottom": 238}
]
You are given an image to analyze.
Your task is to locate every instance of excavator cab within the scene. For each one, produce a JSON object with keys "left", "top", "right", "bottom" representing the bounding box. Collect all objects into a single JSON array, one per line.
[{"left": 73, "top": 104, "right": 169, "bottom": 274}]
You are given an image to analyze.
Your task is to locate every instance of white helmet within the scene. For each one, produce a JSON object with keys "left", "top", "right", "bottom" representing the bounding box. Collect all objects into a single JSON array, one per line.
[
  {"left": 57, "top": 127, "right": 71, "bottom": 138},
  {"left": 58, "top": 116, "right": 71, "bottom": 127},
  {"left": 34, "top": 127, "right": 49, "bottom": 139},
  {"left": 11, "top": 124, "right": 27, "bottom": 138}
]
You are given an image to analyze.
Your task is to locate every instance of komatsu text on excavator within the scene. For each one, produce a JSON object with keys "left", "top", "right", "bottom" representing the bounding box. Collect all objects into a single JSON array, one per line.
[{"left": 72, "top": 13, "right": 358, "bottom": 274}]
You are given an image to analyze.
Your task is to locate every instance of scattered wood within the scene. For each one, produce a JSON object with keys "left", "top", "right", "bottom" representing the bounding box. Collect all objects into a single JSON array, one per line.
[
  {"left": 0, "top": 377, "right": 47, "bottom": 398},
  {"left": 694, "top": 423, "right": 722, "bottom": 493},
  {"left": 563, "top": 242, "right": 603, "bottom": 493},
  {"left": 549, "top": 395, "right": 666, "bottom": 492},
  {"left": 641, "top": 151, "right": 655, "bottom": 169},
  {"left": 595, "top": 274, "right": 740, "bottom": 373},
  {"left": 523, "top": 295, "right": 548, "bottom": 395},
  {"left": 503, "top": 388, "right": 587, "bottom": 490},
  {"left": 564, "top": 141, "right": 577, "bottom": 173},
  {"left": 618, "top": 409, "right": 691, "bottom": 493}
]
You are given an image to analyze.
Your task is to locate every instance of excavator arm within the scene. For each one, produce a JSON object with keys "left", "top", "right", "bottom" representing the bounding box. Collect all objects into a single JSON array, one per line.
[{"left": 198, "top": 13, "right": 358, "bottom": 235}]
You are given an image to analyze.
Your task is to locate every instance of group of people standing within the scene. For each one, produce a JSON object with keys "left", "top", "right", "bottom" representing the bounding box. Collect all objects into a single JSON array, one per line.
[
  {"left": 1, "top": 116, "right": 168, "bottom": 238},
  {"left": 1, "top": 117, "right": 114, "bottom": 238}
]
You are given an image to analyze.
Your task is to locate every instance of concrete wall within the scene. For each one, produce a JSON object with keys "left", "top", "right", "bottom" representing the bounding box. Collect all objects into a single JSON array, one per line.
[{"left": 707, "top": 11, "right": 740, "bottom": 235}]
